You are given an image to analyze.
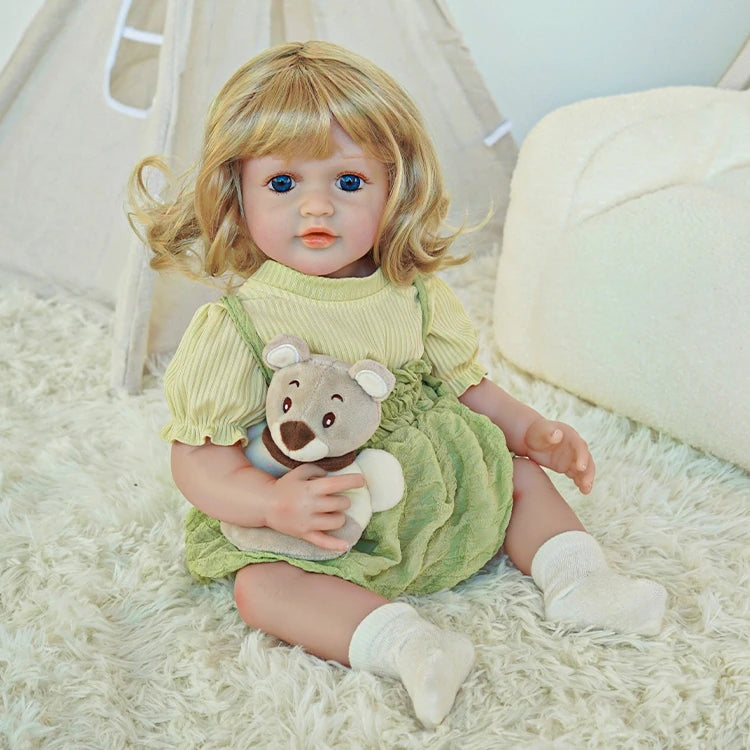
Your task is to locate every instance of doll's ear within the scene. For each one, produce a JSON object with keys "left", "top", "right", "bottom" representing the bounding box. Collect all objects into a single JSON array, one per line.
[
  {"left": 263, "top": 335, "right": 311, "bottom": 370},
  {"left": 349, "top": 360, "right": 395, "bottom": 402}
]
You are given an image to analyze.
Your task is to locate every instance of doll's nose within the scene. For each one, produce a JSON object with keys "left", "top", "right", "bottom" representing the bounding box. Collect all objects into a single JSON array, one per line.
[{"left": 300, "top": 190, "right": 334, "bottom": 217}]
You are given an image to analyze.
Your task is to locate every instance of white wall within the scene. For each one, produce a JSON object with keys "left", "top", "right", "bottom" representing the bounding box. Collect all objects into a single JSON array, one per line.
[
  {"left": 443, "top": 0, "right": 750, "bottom": 143},
  {"left": 2, "top": 1, "right": 748, "bottom": 145}
]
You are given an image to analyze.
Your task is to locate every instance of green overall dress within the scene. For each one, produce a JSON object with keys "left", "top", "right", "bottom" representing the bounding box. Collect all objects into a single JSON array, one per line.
[{"left": 183, "top": 279, "right": 514, "bottom": 599}]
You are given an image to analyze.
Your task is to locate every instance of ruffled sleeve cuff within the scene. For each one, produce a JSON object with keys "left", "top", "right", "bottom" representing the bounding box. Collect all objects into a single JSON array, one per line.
[
  {"left": 442, "top": 360, "right": 488, "bottom": 398},
  {"left": 159, "top": 301, "right": 267, "bottom": 446},
  {"left": 158, "top": 420, "right": 252, "bottom": 448}
]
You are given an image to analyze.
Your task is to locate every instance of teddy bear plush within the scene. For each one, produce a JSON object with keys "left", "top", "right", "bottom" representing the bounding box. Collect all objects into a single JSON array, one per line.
[{"left": 220, "top": 334, "right": 405, "bottom": 560}]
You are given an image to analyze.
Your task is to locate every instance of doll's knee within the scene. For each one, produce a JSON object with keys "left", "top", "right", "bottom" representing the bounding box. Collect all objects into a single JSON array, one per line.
[
  {"left": 234, "top": 565, "right": 259, "bottom": 626},
  {"left": 511, "top": 456, "right": 548, "bottom": 499},
  {"left": 234, "top": 561, "right": 298, "bottom": 627}
]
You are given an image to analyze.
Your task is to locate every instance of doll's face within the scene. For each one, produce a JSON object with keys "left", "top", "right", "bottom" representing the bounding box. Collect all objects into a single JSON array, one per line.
[{"left": 240, "top": 120, "right": 389, "bottom": 278}]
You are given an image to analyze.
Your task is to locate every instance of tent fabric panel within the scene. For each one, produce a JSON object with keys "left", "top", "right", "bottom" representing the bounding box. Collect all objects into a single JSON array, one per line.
[{"left": 0, "top": 0, "right": 154, "bottom": 306}]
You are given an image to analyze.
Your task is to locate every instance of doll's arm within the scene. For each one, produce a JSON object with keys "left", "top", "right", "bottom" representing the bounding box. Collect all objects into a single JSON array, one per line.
[
  {"left": 171, "top": 440, "right": 361, "bottom": 551},
  {"left": 459, "top": 378, "right": 595, "bottom": 493}
]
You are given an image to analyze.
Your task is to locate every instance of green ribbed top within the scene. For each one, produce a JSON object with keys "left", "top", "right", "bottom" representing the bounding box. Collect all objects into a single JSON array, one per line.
[{"left": 160, "top": 261, "right": 486, "bottom": 447}]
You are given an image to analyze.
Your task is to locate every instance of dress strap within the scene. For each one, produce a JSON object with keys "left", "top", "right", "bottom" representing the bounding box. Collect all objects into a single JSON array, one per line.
[
  {"left": 219, "top": 294, "right": 274, "bottom": 384},
  {"left": 413, "top": 275, "right": 431, "bottom": 343}
]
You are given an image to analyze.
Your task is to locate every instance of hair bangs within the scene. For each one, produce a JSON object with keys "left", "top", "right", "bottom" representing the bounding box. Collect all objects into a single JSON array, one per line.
[
  {"left": 238, "top": 69, "right": 334, "bottom": 161},
  {"left": 235, "top": 61, "right": 398, "bottom": 166}
]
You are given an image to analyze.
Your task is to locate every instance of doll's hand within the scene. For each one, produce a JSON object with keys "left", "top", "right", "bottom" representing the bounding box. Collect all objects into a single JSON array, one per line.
[
  {"left": 523, "top": 418, "right": 595, "bottom": 494},
  {"left": 264, "top": 464, "right": 364, "bottom": 551}
]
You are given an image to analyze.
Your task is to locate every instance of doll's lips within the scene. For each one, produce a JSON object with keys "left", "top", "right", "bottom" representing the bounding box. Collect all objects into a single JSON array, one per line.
[{"left": 300, "top": 228, "right": 337, "bottom": 248}]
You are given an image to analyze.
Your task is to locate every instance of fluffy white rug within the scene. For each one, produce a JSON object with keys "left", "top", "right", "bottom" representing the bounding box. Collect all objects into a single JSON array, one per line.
[{"left": 2, "top": 254, "right": 749, "bottom": 749}]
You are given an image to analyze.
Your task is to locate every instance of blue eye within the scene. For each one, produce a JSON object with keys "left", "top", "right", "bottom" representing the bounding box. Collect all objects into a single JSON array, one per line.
[
  {"left": 336, "top": 174, "right": 362, "bottom": 192},
  {"left": 269, "top": 174, "right": 295, "bottom": 193}
]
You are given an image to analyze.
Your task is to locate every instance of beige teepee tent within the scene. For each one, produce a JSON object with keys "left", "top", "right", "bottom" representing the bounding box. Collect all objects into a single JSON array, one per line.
[{"left": 0, "top": 0, "right": 518, "bottom": 392}]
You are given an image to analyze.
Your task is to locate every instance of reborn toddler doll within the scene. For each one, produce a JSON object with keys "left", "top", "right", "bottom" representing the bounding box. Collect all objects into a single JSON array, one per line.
[{"left": 129, "top": 40, "right": 667, "bottom": 728}]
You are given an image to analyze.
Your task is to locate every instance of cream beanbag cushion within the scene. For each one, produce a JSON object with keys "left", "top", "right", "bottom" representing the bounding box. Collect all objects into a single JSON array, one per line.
[{"left": 494, "top": 87, "right": 750, "bottom": 472}]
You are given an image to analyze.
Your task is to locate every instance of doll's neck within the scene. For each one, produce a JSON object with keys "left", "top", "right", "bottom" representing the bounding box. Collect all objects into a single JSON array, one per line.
[{"left": 324, "top": 252, "right": 377, "bottom": 279}]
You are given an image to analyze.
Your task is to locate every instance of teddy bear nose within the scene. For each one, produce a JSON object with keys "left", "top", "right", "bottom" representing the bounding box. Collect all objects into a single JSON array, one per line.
[{"left": 279, "top": 421, "right": 316, "bottom": 451}]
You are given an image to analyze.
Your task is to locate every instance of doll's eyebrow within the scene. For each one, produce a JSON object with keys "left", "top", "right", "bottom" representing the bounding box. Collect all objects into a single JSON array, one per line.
[
  {"left": 331, "top": 394, "right": 343, "bottom": 402},
  {"left": 289, "top": 380, "right": 300, "bottom": 387}
]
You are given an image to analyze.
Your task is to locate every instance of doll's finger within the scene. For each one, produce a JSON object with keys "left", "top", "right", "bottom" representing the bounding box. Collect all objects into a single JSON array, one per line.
[
  {"left": 304, "top": 529, "right": 350, "bottom": 551},
  {"left": 570, "top": 457, "right": 595, "bottom": 493},
  {"left": 581, "top": 478, "right": 594, "bottom": 494},
  {"left": 582, "top": 456, "right": 596, "bottom": 489},
  {"left": 314, "top": 473, "right": 366, "bottom": 496},
  {"left": 312, "top": 510, "right": 347, "bottom": 531},
  {"left": 575, "top": 443, "right": 594, "bottom": 474},
  {"left": 315, "top": 494, "right": 352, "bottom": 513},
  {"left": 570, "top": 471, "right": 592, "bottom": 493},
  {"left": 529, "top": 428, "right": 562, "bottom": 452}
]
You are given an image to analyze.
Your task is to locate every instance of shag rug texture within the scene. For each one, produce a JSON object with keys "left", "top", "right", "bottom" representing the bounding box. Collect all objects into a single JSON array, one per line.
[{"left": 1, "top": 253, "right": 749, "bottom": 750}]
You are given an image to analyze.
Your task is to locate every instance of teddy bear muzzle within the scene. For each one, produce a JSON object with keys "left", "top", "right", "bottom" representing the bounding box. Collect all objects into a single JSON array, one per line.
[
  {"left": 274, "top": 420, "right": 331, "bottom": 462},
  {"left": 279, "top": 420, "right": 316, "bottom": 451}
]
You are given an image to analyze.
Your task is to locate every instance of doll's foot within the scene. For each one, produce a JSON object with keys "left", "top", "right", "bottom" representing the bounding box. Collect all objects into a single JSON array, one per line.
[
  {"left": 545, "top": 569, "right": 667, "bottom": 635},
  {"left": 349, "top": 602, "right": 475, "bottom": 727},
  {"left": 531, "top": 530, "right": 667, "bottom": 636},
  {"left": 397, "top": 625, "right": 475, "bottom": 728}
]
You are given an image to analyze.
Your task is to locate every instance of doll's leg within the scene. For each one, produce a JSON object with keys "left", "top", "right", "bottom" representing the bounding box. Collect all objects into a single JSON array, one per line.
[
  {"left": 503, "top": 457, "right": 586, "bottom": 575},
  {"left": 235, "top": 561, "right": 385, "bottom": 663},
  {"left": 235, "top": 562, "right": 474, "bottom": 727},
  {"left": 505, "top": 457, "right": 667, "bottom": 635}
]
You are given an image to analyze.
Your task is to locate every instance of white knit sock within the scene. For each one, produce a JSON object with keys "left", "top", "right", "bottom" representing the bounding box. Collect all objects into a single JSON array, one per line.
[
  {"left": 348, "top": 602, "right": 475, "bottom": 728},
  {"left": 530, "top": 530, "right": 667, "bottom": 636}
]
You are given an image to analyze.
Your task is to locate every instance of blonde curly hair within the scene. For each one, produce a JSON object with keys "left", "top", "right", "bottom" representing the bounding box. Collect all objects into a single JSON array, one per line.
[{"left": 128, "top": 40, "right": 465, "bottom": 286}]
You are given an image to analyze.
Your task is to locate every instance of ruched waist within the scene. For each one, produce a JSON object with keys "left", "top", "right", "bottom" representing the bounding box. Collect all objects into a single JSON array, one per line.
[{"left": 371, "top": 358, "right": 442, "bottom": 440}]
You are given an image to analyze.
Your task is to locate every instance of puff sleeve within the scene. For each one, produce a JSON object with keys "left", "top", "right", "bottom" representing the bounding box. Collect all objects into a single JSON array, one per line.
[
  {"left": 422, "top": 275, "right": 487, "bottom": 396},
  {"left": 159, "top": 302, "right": 267, "bottom": 446}
]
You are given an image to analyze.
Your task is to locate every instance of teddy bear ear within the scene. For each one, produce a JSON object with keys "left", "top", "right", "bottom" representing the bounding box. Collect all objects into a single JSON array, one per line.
[
  {"left": 263, "top": 335, "right": 311, "bottom": 370},
  {"left": 349, "top": 360, "right": 396, "bottom": 402}
]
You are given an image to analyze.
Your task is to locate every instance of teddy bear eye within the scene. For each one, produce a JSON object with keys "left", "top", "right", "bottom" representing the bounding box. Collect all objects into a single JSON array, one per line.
[
  {"left": 283, "top": 397, "right": 292, "bottom": 413},
  {"left": 322, "top": 412, "right": 336, "bottom": 428}
]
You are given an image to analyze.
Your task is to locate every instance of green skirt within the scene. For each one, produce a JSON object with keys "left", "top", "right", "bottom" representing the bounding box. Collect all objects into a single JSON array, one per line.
[{"left": 184, "top": 359, "right": 514, "bottom": 599}]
